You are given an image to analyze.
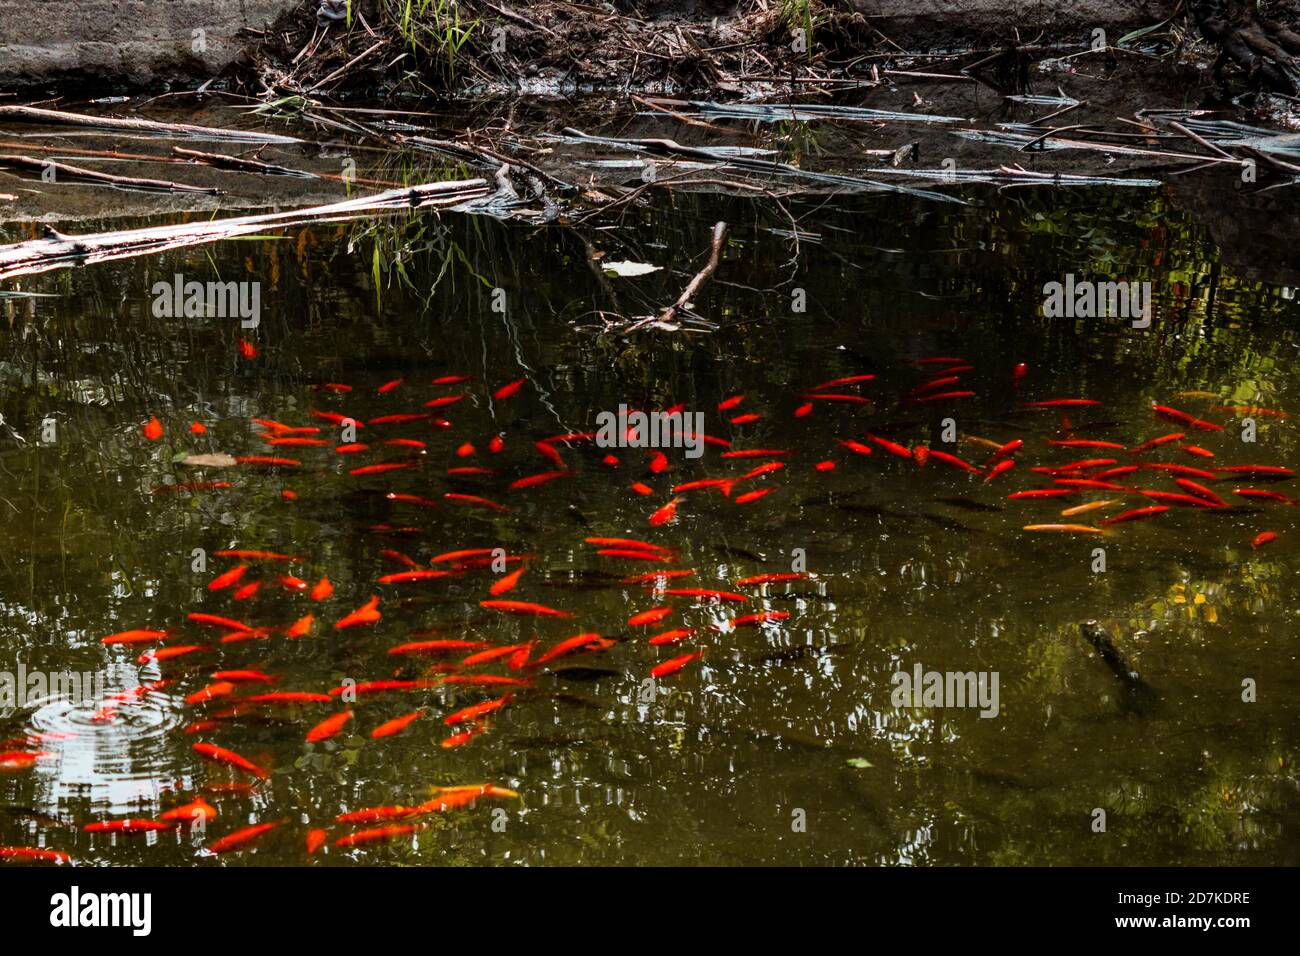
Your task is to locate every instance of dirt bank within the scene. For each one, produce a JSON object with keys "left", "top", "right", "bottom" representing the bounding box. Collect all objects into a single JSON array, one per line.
[
  {"left": 0, "top": 0, "right": 298, "bottom": 89},
  {"left": 3, "top": 0, "right": 1184, "bottom": 92}
]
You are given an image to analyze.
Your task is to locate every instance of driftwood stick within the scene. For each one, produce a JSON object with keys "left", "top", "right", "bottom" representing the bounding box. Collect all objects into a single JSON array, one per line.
[
  {"left": 304, "top": 39, "right": 389, "bottom": 95},
  {"left": 0, "top": 154, "right": 222, "bottom": 194},
  {"left": 659, "top": 220, "right": 727, "bottom": 325},
  {"left": 0, "top": 105, "right": 301, "bottom": 144},
  {"left": 0, "top": 179, "right": 490, "bottom": 281}
]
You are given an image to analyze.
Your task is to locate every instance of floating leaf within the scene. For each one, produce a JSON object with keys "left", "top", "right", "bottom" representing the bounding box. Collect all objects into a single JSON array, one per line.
[{"left": 601, "top": 260, "right": 662, "bottom": 278}]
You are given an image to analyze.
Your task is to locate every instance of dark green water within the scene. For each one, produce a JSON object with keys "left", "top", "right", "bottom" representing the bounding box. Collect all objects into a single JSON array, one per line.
[{"left": 2, "top": 170, "right": 1300, "bottom": 865}]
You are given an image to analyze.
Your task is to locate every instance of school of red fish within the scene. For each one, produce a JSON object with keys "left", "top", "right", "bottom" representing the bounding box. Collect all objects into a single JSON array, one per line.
[{"left": 2, "top": 351, "right": 1293, "bottom": 864}]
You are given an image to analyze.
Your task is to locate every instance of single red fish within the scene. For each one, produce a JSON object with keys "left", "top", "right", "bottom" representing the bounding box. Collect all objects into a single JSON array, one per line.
[
  {"left": 442, "top": 675, "right": 531, "bottom": 688},
  {"left": 336, "top": 443, "right": 370, "bottom": 454},
  {"left": 1175, "top": 479, "right": 1227, "bottom": 507},
  {"left": 598, "top": 548, "right": 675, "bottom": 562},
  {"left": 310, "top": 577, "right": 334, "bottom": 601},
  {"left": 630, "top": 482, "right": 654, "bottom": 496},
  {"left": 159, "top": 799, "right": 217, "bottom": 825},
  {"left": 480, "top": 599, "right": 572, "bottom": 618},
  {"left": 1215, "top": 465, "right": 1295, "bottom": 479},
  {"left": 648, "top": 627, "right": 696, "bottom": 646},
  {"left": 371, "top": 709, "right": 428, "bottom": 738},
  {"left": 494, "top": 378, "right": 528, "bottom": 400},
  {"left": 1094, "top": 465, "right": 1140, "bottom": 480},
  {"left": 461, "top": 644, "right": 530, "bottom": 666},
  {"left": 1008, "top": 489, "right": 1076, "bottom": 499},
  {"left": 586, "top": 537, "right": 672, "bottom": 554},
  {"left": 629, "top": 606, "right": 673, "bottom": 627},
  {"left": 101, "top": 628, "right": 170, "bottom": 646},
  {"left": 311, "top": 410, "right": 361, "bottom": 426},
  {"left": 246, "top": 692, "right": 333, "bottom": 705},
  {"left": 193, "top": 742, "right": 269, "bottom": 779},
  {"left": 306, "top": 829, "right": 328, "bottom": 855},
  {"left": 719, "top": 448, "right": 788, "bottom": 459},
  {"left": 928, "top": 450, "right": 981, "bottom": 475},
  {"left": 510, "top": 470, "right": 567, "bottom": 490},
  {"left": 1142, "top": 463, "right": 1218, "bottom": 480},
  {"left": 352, "top": 462, "right": 416, "bottom": 476},
  {"left": 425, "top": 395, "right": 465, "bottom": 410},
  {"left": 1101, "top": 506, "right": 1169, "bottom": 526},
  {"left": 337, "top": 806, "right": 419, "bottom": 825},
  {"left": 284, "top": 614, "right": 314, "bottom": 640},
  {"left": 445, "top": 492, "right": 510, "bottom": 512},
  {"left": 143, "top": 417, "right": 163, "bottom": 440},
  {"left": 328, "top": 680, "right": 432, "bottom": 698},
  {"left": 0, "top": 847, "right": 69, "bottom": 863},
  {"left": 441, "top": 726, "right": 485, "bottom": 749},
  {"left": 1021, "top": 399, "right": 1101, "bottom": 408},
  {"left": 237, "top": 456, "right": 301, "bottom": 467},
  {"left": 1253, "top": 531, "right": 1278, "bottom": 548},
  {"left": 445, "top": 694, "right": 513, "bottom": 725},
  {"left": 985, "top": 460, "right": 1015, "bottom": 482},
  {"left": 988, "top": 440, "right": 1024, "bottom": 462},
  {"left": 532, "top": 633, "right": 613, "bottom": 666},
  {"left": 336, "top": 596, "right": 381, "bottom": 629},
  {"left": 368, "top": 414, "right": 430, "bottom": 425},
  {"left": 1233, "top": 488, "right": 1295, "bottom": 504},
  {"left": 734, "top": 573, "right": 809, "bottom": 586},
  {"left": 839, "top": 439, "right": 874, "bottom": 456},
  {"left": 734, "top": 488, "right": 773, "bottom": 504},
  {"left": 1129, "top": 432, "right": 1185, "bottom": 455},
  {"left": 650, "top": 651, "right": 703, "bottom": 679},
  {"left": 232, "top": 580, "right": 261, "bottom": 601},
  {"left": 335, "top": 824, "right": 420, "bottom": 848},
  {"left": 0, "top": 752, "right": 49, "bottom": 771},
  {"left": 803, "top": 392, "right": 871, "bottom": 404},
  {"left": 915, "top": 391, "right": 976, "bottom": 403},
  {"left": 1153, "top": 404, "right": 1222, "bottom": 431},
  {"left": 307, "top": 711, "right": 354, "bottom": 743},
  {"left": 1139, "top": 490, "right": 1214, "bottom": 508},
  {"left": 1183, "top": 445, "right": 1214, "bottom": 459},
  {"left": 185, "top": 682, "right": 237, "bottom": 706},
  {"left": 377, "top": 569, "right": 459, "bottom": 584},
  {"left": 809, "top": 374, "right": 875, "bottom": 390},
  {"left": 213, "top": 549, "right": 298, "bottom": 562},
  {"left": 138, "top": 644, "right": 208, "bottom": 664},
  {"left": 867, "top": 435, "right": 912, "bottom": 459},
  {"left": 489, "top": 566, "right": 525, "bottom": 596},
  {"left": 389, "top": 640, "right": 488, "bottom": 656},
  {"left": 649, "top": 497, "right": 683, "bottom": 526},
  {"left": 208, "top": 822, "right": 281, "bottom": 854}
]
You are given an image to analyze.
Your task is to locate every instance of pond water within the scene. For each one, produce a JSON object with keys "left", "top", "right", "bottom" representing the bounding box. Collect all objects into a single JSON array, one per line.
[{"left": 2, "top": 105, "right": 1300, "bottom": 866}]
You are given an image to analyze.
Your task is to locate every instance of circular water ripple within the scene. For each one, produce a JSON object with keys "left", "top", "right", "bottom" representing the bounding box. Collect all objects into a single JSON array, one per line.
[{"left": 25, "top": 664, "right": 187, "bottom": 814}]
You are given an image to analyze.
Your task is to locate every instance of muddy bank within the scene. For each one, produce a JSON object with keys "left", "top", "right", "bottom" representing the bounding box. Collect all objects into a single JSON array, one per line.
[
  {"left": 2, "top": 0, "right": 1182, "bottom": 91},
  {"left": 0, "top": 1, "right": 299, "bottom": 89}
]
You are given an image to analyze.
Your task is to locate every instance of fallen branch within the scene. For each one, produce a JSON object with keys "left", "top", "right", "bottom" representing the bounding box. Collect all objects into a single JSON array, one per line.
[
  {"left": 0, "top": 154, "right": 222, "bottom": 194},
  {"left": 0, "top": 179, "right": 491, "bottom": 282},
  {"left": 629, "top": 220, "right": 726, "bottom": 332},
  {"left": 0, "top": 105, "right": 301, "bottom": 144}
]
